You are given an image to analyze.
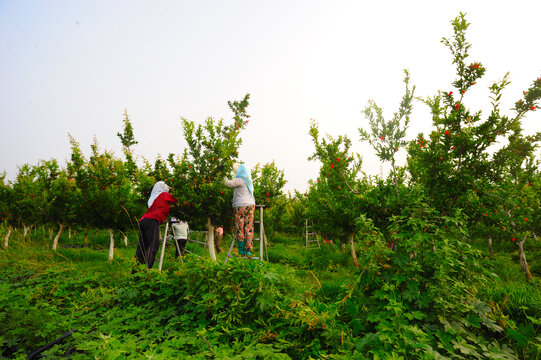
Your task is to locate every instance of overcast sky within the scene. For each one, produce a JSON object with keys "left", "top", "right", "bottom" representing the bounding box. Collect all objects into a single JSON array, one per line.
[{"left": 1, "top": 0, "right": 540, "bottom": 193}]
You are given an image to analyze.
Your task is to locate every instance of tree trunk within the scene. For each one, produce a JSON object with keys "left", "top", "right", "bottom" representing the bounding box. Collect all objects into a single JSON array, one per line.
[
  {"left": 124, "top": 234, "right": 129, "bottom": 247},
  {"left": 263, "top": 230, "right": 269, "bottom": 261},
  {"left": 108, "top": 229, "right": 114, "bottom": 262},
  {"left": 505, "top": 209, "right": 532, "bottom": 281},
  {"left": 68, "top": 226, "right": 71, "bottom": 239},
  {"left": 84, "top": 226, "right": 90, "bottom": 246},
  {"left": 516, "top": 235, "right": 532, "bottom": 281},
  {"left": 391, "top": 162, "right": 399, "bottom": 193},
  {"left": 488, "top": 237, "right": 494, "bottom": 257},
  {"left": 52, "top": 223, "right": 65, "bottom": 251},
  {"left": 4, "top": 226, "right": 12, "bottom": 248},
  {"left": 349, "top": 233, "right": 359, "bottom": 268},
  {"left": 23, "top": 224, "right": 29, "bottom": 237},
  {"left": 263, "top": 230, "right": 269, "bottom": 249},
  {"left": 49, "top": 226, "right": 54, "bottom": 241},
  {"left": 206, "top": 216, "right": 216, "bottom": 262}
]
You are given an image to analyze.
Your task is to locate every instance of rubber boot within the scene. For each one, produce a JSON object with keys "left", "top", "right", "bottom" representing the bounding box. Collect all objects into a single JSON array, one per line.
[
  {"left": 237, "top": 241, "right": 245, "bottom": 256},
  {"left": 245, "top": 250, "right": 252, "bottom": 258}
]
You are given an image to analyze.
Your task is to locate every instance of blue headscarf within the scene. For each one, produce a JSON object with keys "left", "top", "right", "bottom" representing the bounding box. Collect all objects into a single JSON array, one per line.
[{"left": 235, "top": 164, "right": 254, "bottom": 198}]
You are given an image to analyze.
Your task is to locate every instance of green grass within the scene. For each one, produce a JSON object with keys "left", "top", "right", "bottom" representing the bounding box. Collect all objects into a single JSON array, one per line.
[{"left": 1, "top": 229, "right": 540, "bottom": 359}]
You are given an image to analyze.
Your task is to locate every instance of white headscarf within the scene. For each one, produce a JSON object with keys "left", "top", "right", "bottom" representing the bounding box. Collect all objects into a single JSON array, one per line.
[{"left": 148, "top": 181, "right": 170, "bottom": 208}]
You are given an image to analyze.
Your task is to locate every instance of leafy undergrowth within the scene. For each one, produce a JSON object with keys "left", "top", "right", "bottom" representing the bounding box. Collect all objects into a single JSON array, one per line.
[{"left": 0, "top": 234, "right": 540, "bottom": 359}]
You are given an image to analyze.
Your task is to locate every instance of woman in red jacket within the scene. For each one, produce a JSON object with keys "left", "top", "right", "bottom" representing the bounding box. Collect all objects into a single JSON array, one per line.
[{"left": 135, "top": 181, "right": 177, "bottom": 269}]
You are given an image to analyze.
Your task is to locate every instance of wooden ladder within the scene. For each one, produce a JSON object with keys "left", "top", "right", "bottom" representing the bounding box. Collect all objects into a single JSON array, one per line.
[{"left": 305, "top": 219, "right": 321, "bottom": 250}]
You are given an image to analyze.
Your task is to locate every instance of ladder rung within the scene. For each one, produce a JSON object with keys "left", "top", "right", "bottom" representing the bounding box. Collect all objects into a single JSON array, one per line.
[{"left": 231, "top": 254, "right": 260, "bottom": 260}]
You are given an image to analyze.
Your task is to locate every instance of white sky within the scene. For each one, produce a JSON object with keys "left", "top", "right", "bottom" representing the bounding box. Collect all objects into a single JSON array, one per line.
[{"left": 1, "top": 0, "right": 540, "bottom": 193}]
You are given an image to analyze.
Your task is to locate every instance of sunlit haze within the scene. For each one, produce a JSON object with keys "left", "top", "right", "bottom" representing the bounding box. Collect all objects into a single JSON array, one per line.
[{"left": 1, "top": 0, "right": 540, "bottom": 193}]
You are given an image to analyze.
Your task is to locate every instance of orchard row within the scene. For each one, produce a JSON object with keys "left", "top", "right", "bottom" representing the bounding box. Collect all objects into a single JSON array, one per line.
[{"left": 1, "top": 14, "right": 540, "bottom": 278}]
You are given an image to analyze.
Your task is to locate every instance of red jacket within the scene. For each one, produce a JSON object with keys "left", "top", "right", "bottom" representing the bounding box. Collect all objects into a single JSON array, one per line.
[{"left": 141, "top": 192, "right": 177, "bottom": 224}]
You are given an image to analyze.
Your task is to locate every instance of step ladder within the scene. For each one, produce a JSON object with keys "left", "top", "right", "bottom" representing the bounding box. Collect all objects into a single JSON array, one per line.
[
  {"left": 305, "top": 219, "right": 321, "bottom": 250},
  {"left": 169, "top": 221, "right": 208, "bottom": 263},
  {"left": 225, "top": 205, "right": 267, "bottom": 263}
]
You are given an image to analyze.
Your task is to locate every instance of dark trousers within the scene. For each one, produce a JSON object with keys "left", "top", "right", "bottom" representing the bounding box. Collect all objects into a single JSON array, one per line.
[
  {"left": 175, "top": 238, "right": 187, "bottom": 257},
  {"left": 135, "top": 218, "right": 160, "bottom": 269}
]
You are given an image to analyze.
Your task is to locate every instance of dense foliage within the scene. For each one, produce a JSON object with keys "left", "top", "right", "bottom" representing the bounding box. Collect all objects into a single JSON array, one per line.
[
  {"left": 0, "top": 13, "right": 540, "bottom": 360},
  {"left": 0, "top": 231, "right": 539, "bottom": 359}
]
